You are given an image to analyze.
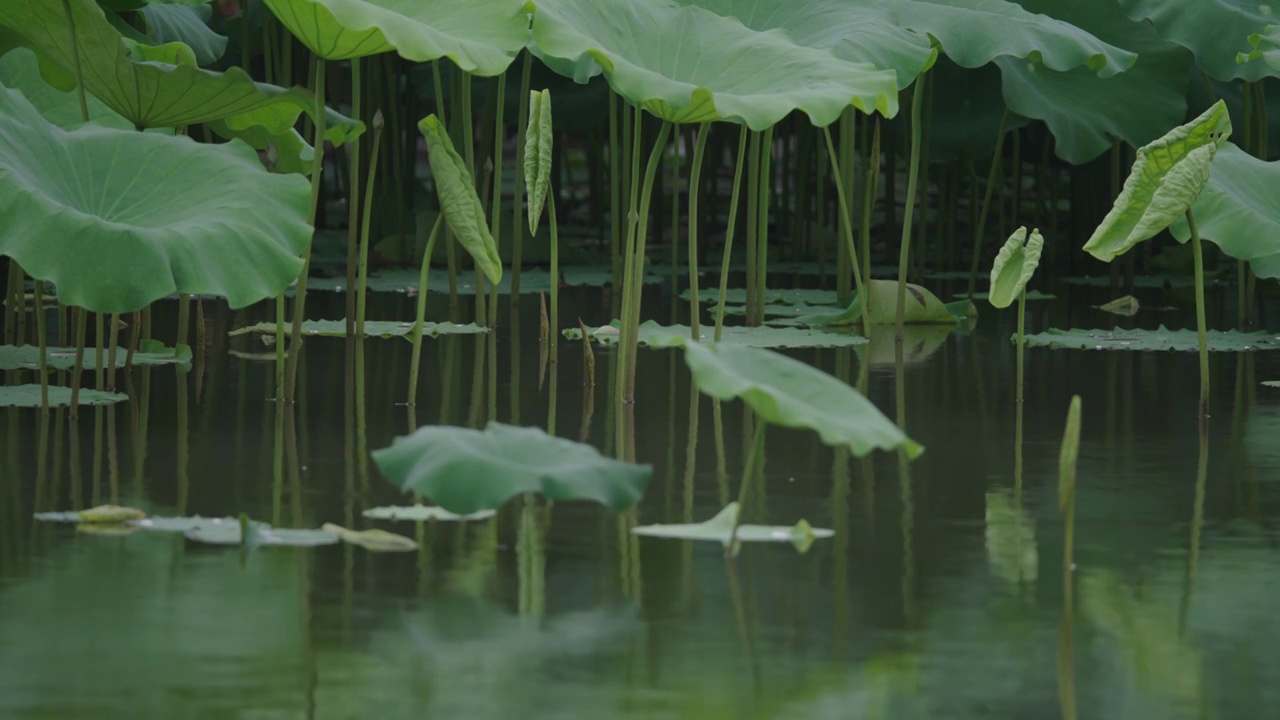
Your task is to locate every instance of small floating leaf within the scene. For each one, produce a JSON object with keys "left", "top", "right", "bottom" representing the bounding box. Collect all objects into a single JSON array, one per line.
[
  {"left": 185, "top": 522, "right": 338, "bottom": 547},
  {"left": 632, "top": 503, "right": 834, "bottom": 555},
  {"left": 418, "top": 114, "right": 502, "bottom": 285},
  {"left": 77, "top": 505, "right": 146, "bottom": 523},
  {"left": 1096, "top": 296, "right": 1141, "bottom": 316},
  {"left": 1083, "top": 100, "right": 1231, "bottom": 262},
  {"left": 525, "top": 89, "right": 553, "bottom": 235},
  {"left": 0, "top": 342, "right": 190, "bottom": 371},
  {"left": 564, "top": 321, "right": 866, "bottom": 349},
  {"left": 988, "top": 226, "right": 1044, "bottom": 309},
  {"left": 362, "top": 505, "right": 496, "bottom": 522},
  {"left": 1023, "top": 326, "right": 1280, "bottom": 352},
  {"left": 77, "top": 523, "right": 140, "bottom": 536},
  {"left": 372, "top": 422, "right": 652, "bottom": 514},
  {"left": 683, "top": 343, "right": 922, "bottom": 459},
  {"left": 228, "top": 319, "right": 487, "bottom": 339},
  {"left": 0, "top": 385, "right": 127, "bottom": 408},
  {"left": 321, "top": 523, "right": 417, "bottom": 552}
]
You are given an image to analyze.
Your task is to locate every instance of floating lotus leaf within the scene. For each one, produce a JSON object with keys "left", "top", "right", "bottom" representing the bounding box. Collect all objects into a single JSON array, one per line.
[
  {"left": 683, "top": 342, "right": 923, "bottom": 458},
  {"left": 362, "top": 505, "right": 496, "bottom": 522},
  {"left": 564, "top": 321, "right": 867, "bottom": 349},
  {"left": 1263, "top": 381, "right": 1280, "bottom": 388},
  {"left": 0, "top": 85, "right": 312, "bottom": 314},
  {"left": 530, "top": 0, "right": 900, "bottom": 128},
  {"left": 799, "top": 279, "right": 958, "bottom": 326},
  {"left": 0, "top": 341, "right": 191, "bottom": 371},
  {"left": 77, "top": 523, "right": 140, "bottom": 536},
  {"left": 372, "top": 422, "right": 652, "bottom": 514},
  {"left": 988, "top": 227, "right": 1043, "bottom": 309},
  {"left": 228, "top": 320, "right": 487, "bottom": 339},
  {"left": 419, "top": 114, "right": 503, "bottom": 284},
  {"left": 1083, "top": 100, "right": 1232, "bottom": 262},
  {"left": 0, "top": 385, "right": 127, "bottom": 407},
  {"left": 1023, "top": 326, "right": 1280, "bottom": 352},
  {"left": 996, "top": 0, "right": 1189, "bottom": 164},
  {"left": 139, "top": 3, "right": 227, "bottom": 66},
  {"left": 321, "top": 523, "right": 417, "bottom": 552},
  {"left": 525, "top": 89, "right": 553, "bottom": 235},
  {"left": 1096, "top": 296, "right": 1141, "bottom": 316},
  {"left": 632, "top": 503, "right": 834, "bottom": 554},
  {"left": 261, "top": 0, "right": 527, "bottom": 72},
  {"left": 1169, "top": 142, "right": 1280, "bottom": 281},
  {"left": 132, "top": 516, "right": 242, "bottom": 533},
  {"left": 1120, "top": 0, "right": 1275, "bottom": 81},
  {"left": 186, "top": 523, "right": 339, "bottom": 547}
]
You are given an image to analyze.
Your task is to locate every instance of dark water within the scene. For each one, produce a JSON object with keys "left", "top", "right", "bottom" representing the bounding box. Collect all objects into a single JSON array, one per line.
[{"left": 2, "top": 281, "right": 1280, "bottom": 719}]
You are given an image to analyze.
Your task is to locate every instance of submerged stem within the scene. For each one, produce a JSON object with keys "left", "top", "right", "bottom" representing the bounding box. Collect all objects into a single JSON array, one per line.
[{"left": 1187, "top": 209, "right": 1210, "bottom": 417}]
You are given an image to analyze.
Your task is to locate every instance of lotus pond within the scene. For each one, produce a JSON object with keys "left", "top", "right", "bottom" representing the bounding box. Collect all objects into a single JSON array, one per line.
[{"left": 4, "top": 0, "right": 1280, "bottom": 717}]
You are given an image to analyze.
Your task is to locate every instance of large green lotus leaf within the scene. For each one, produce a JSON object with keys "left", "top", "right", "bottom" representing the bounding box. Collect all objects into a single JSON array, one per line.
[
  {"left": 0, "top": 0, "right": 323, "bottom": 129},
  {"left": 0, "top": 48, "right": 133, "bottom": 130},
  {"left": 1082, "top": 100, "right": 1231, "bottom": 262},
  {"left": 799, "top": 279, "right": 958, "bottom": 326},
  {"left": 988, "top": 226, "right": 1043, "bottom": 309},
  {"left": 998, "top": 0, "right": 1190, "bottom": 164},
  {"left": 1023, "top": 326, "right": 1280, "bottom": 352},
  {"left": 565, "top": 321, "right": 868, "bottom": 349},
  {"left": 419, "top": 114, "right": 503, "bottom": 284},
  {"left": 1118, "top": 0, "right": 1275, "bottom": 81},
  {"left": 0, "top": 385, "right": 127, "bottom": 407},
  {"left": 228, "top": 319, "right": 488, "bottom": 339},
  {"left": 260, "top": 0, "right": 527, "bottom": 71},
  {"left": 139, "top": 3, "right": 227, "bottom": 66},
  {"left": 529, "top": 0, "right": 900, "bottom": 128},
  {"left": 682, "top": 342, "right": 923, "bottom": 458},
  {"left": 1169, "top": 142, "right": 1280, "bottom": 280},
  {"left": 881, "top": 0, "right": 1134, "bottom": 76},
  {"left": 632, "top": 503, "right": 835, "bottom": 554},
  {"left": 0, "top": 86, "right": 312, "bottom": 313},
  {"left": 0, "top": 342, "right": 191, "bottom": 371},
  {"left": 672, "top": 0, "right": 936, "bottom": 90},
  {"left": 372, "top": 422, "right": 653, "bottom": 514}
]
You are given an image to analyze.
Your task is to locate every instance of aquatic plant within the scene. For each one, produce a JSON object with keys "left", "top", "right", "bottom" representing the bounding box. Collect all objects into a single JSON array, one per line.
[{"left": 989, "top": 227, "right": 1044, "bottom": 403}]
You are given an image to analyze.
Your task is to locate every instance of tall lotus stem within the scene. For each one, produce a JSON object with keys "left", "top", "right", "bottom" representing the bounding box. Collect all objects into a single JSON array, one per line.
[
  {"left": 1057, "top": 395, "right": 1081, "bottom": 720},
  {"left": 68, "top": 308, "right": 87, "bottom": 419},
  {"left": 549, "top": 200, "right": 561, "bottom": 367},
  {"left": 407, "top": 217, "right": 444, "bottom": 406},
  {"left": 285, "top": 55, "right": 329, "bottom": 402},
  {"left": 822, "top": 125, "right": 870, "bottom": 332},
  {"left": 967, "top": 109, "right": 1010, "bottom": 300},
  {"left": 861, "top": 119, "right": 881, "bottom": 291},
  {"left": 1016, "top": 288, "right": 1026, "bottom": 404},
  {"left": 753, "top": 127, "right": 773, "bottom": 326},
  {"left": 355, "top": 111, "right": 385, "bottom": 341},
  {"left": 895, "top": 72, "right": 927, "bottom": 340},
  {"left": 1186, "top": 209, "right": 1210, "bottom": 417},
  {"left": 714, "top": 126, "right": 750, "bottom": 341},
  {"left": 344, "top": 58, "right": 363, "bottom": 339},
  {"left": 33, "top": 280, "right": 49, "bottom": 414},
  {"left": 686, "top": 123, "right": 710, "bottom": 338},
  {"left": 511, "top": 54, "right": 532, "bottom": 301},
  {"left": 106, "top": 312, "right": 120, "bottom": 392},
  {"left": 613, "top": 107, "right": 645, "bottom": 414},
  {"left": 623, "top": 122, "right": 672, "bottom": 400},
  {"left": 431, "top": 62, "right": 459, "bottom": 318}
]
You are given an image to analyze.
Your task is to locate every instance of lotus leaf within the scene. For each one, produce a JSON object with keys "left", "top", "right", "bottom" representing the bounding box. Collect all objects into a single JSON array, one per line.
[
  {"left": 525, "top": 89, "right": 553, "bottom": 235},
  {"left": 0, "top": 385, "right": 127, "bottom": 407},
  {"left": 419, "top": 114, "right": 503, "bottom": 284},
  {"left": 1264, "top": 381, "right": 1280, "bottom": 388},
  {"left": 1097, "top": 296, "right": 1141, "bottom": 316},
  {"left": 682, "top": 342, "right": 923, "bottom": 458},
  {"left": 0, "top": 85, "right": 312, "bottom": 314},
  {"left": 1083, "top": 100, "right": 1231, "bottom": 262},
  {"left": 229, "top": 320, "right": 487, "bottom": 339},
  {"left": 0, "top": 342, "right": 191, "bottom": 371},
  {"left": 996, "top": 0, "right": 1189, "bottom": 164},
  {"left": 529, "top": 0, "right": 900, "bottom": 128},
  {"left": 1061, "top": 274, "right": 1200, "bottom": 288},
  {"left": 1023, "top": 326, "right": 1280, "bottom": 352},
  {"left": 321, "top": 523, "right": 417, "bottom": 552},
  {"left": 0, "top": 48, "right": 132, "bottom": 130},
  {"left": 799, "top": 279, "right": 957, "bottom": 326},
  {"left": 372, "top": 422, "right": 652, "bottom": 514},
  {"left": 1119, "top": 0, "right": 1275, "bottom": 81},
  {"left": 1169, "top": 142, "right": 1280, "bottom": 280},
  {"left": 988, "top": 227, "right": 1043, "bottom": 309},
  {"left": 132, "top": 516, "right": 242, "bottom": 533},
  {"left": 362, "top": 505, "right": 496, "bottom": 522},
  {"left": 564, "top": 321, "right": 867, "bottom": 349},
  {"left": 0, "top": 0, "right": 334, "bottom": 130},
  {"left": 260, "top": 0, "right": 527, "bottom": 72},
  {"left": 139, "top": 3, "right": 227, "bottom": 66},
  {"left": 186, "top": 523, "right": 340, "bottom": 547},
  {"left": 632, "top": 503, "right": 834, "bottom": 554}
]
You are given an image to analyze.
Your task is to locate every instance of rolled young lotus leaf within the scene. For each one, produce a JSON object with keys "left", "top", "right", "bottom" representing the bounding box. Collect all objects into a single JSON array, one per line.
[
  {"left": 988, "top": 226, "right": 1044, "bottom": 309},
  {"left": 525, "top": 89, "right": 553, "bottom": 235},
  {"left": 1082, "top": 100, "right": 1231, "bottom": 262},
  {"left": 418, "top": 114, "right": 503, "bottom": 285}
]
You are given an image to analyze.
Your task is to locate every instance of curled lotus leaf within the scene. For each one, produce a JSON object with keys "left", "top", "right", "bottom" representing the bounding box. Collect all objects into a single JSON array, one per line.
[
  {"left": 988, "top": 226, "right": 1044, "bottom": 309},
  {"left": 419, "top": 114, "right": 503, "bottom": 285},
  {"left": 78, "top": 505, "right": 146, "bottom": 523},
  {"left": 632, "top": 503, "right": 834, "bottom": 555},
  {"left": 525, "top": 89, "right": 554, "bottom": 235},
  {"left": 322, "top": 523, "right": 418, "bottom": 552}
]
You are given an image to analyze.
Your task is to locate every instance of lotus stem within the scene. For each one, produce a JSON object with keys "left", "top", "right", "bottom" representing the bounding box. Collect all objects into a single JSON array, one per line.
[
  {"left": 608, "top": 95, "right": 622, "bottom": 303},
  {"left": 754, "top": 127, "right": 774, "bottom": 326},
  {"left": 549, "top": 197, "right": 561, "bottom": 368},
  {"left": 68, "top": 307, "right": 87, "bottom": 419},
  {"left": 895, "top": 72, "right": 927, "bottom": 340},
  {"left": 59, "top": 0, "right": 89, "bottom": 124},
  {"left": 106, "top": 312, "right": 120, "bottom": 392},
  {"left": 407, "top": 216, "right": 444, "bottom": 406},
  {"left": 714, "top": 126, "right": 751, "bottom": 342},
  {"left": 93, "top": 312, "right": 103, "bottom": 392},
  {"left": 822, "top": 125, "right": 871, "bottom": 333},
  {"left": 744, "top": 131, "right": 759, "bottom": 325},
  {"left": 1187, "top": 209, "right": 1210, "bottom": 417},
  {"left": 1016, "top": 288, "right": 1026, "bottom": 404},
  {"left": 623, "top": 121, "right": 672, "bottom": 400},
  {"left": 512, "top": 54, "right": 532, "bottom": 301},
  {"left": 670, "top": 128, "right": 684, "bottom": 320},
  {"left": 966, "top": 108, "right": 1009, "bottom": 300},
  {"left": 862, "top": 118, "right": 881, "bottom": 292},
  {"left": 489, "top": 70, "right": 506, "bottom": 275},
  {"left": 275, "top": 294, "right": 286, "bottom": 402},
  {"left": 285, "top": 55, "right": 329, "bottom": 403},
  {"left": 344, "top": 58, "right": 363, "bottom": 339},
  {"left": 838, "top": 109, "right": 856, "bottom": 296},
  {"left": 356, "top": 110, "right": 385, "bottom": 342},
  {"left": 431, "top": 62, "right": 459, "bottom": 319},
  {"left": 613, "top": 106, "right": 645, "bottom": 416},
  {"left": 728, "top": 414, "right": 766, "bottom": 550},
  {"left": 33, "top": 280, "right": 49, "bottom": 414},
  {"left": 687, "top": 123, "right": 710, "bottom": 338},
  {"left": 4, "top": 261, "right": 20, "bottom": 345}
]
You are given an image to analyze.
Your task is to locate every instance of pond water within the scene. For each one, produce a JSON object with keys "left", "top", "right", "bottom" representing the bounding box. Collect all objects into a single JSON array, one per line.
[{"left": 2, "top": 281, "right": 1279, "bottom": 719}]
